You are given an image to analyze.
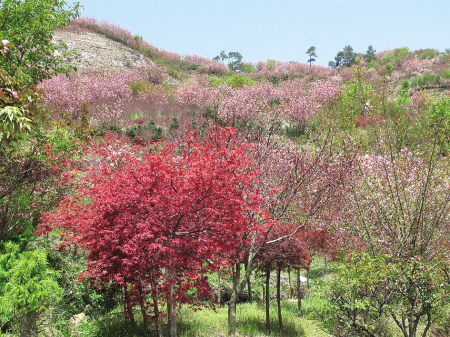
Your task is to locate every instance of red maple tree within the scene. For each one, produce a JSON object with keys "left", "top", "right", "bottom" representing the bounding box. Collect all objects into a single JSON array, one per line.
[{"left": 36, "top": 127, "right": 263, "bottom": 336}]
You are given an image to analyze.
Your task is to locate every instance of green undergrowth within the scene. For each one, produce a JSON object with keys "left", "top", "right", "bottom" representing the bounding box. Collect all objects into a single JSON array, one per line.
[{"left": 70, "top": 296, "right": 330, "bottom": 337}]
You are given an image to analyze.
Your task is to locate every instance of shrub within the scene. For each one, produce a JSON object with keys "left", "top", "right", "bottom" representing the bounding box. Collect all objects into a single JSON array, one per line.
[
  {"left": 386, "top": 62, "right": 393, "bottom": 74},
  {"left": 129, "top": 81, "right": 147, "bottom": 93},
  {"left": 428, "top": 95, "right": 450, "bottom": 125},
  {"left": 168, "top": 117, "right": 180, "bottom": 130},
  {"left": 243, "top": 63, "right": 257, "bottom": 73},
  {"left": 380, "top": 47, "right": 410, "bottom": 66},
  {"left": 402, "top": 80, "right": 410, "bottom": 90},
  {"left": 0, "top": 242, "right": 62, "bottom": 335},
  {"left": 410, "top": 72, "right": 443, "bottom": 88},
  {"left": 225, "top": 74, "right": 256, "bottom": 88},
  {"left": 178, "top": 62, "right": 200, "bottom": 71},
  {"left": 414, "top": 48, "right": 439, "bottom": 59},
  {"left": 367, "top": 60, "right": 379, "bottom": 70}
]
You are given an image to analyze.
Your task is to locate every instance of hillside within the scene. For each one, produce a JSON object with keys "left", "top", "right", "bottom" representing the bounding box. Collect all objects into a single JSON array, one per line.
[
  {"left": 4, "top": 12, "right": 450, "bottom": 337},
  {"left": 52, "top": 30, "right": 153, "bottom": 75}
]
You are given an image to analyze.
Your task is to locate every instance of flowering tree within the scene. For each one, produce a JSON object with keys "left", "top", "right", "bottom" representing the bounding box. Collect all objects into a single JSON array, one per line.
[
  {"left": 36, "top": 127, "right": 262, "bottom": 337},
  {"left": 331, "top": 114, "right": 450, "bottom": 336},
  {"left": 225, "top": 131, "right": 356, "bottom": 337},
  {"left": 38, "top": 65, "right": 169, "bottom": 126}
]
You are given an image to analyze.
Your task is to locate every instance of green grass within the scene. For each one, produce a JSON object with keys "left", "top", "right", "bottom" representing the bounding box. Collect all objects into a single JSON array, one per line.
[{"left": 176, "top": 299, "right": 330, "bottom": 337}]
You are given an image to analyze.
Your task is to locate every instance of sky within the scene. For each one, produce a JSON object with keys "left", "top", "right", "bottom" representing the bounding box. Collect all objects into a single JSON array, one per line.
[{"left": 78, "top": 0, "right": 450, "bottom": 67}]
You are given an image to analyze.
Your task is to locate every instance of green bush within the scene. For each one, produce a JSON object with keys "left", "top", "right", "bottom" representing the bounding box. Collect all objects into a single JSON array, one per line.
[
  {"left": 269, "top": 74, "right": 280, "bottom": 86},
  {"left": 367, "top": 60, "right": 379, "bottom": 70},
  {"left": 414, "top": 48, "right": 439, "bottom": 59},
  {"left": 428, "top": 96, "right": 450, "bottom": 124},
  {"left": 209, "top": 76, "right": 223, "bottom": 87},
  {"left": 380, "top": 50, "right": 395, "bottom": 65},
  {"left": 152, "top": 126, "right": 163, "bottom": 142},
  {"left": 124, "top": 125, "right": 140, "bottom": 138},
  {"left": 169, "top": 117, "right": 180, "bottom": 130},
  {"left": 243, "top": 64, "right": 257, "bottom": 73},
  {"left": 401, "top": 80, "right": 410, "bottom": 90},
  {"left": 166, "top": 68, "right": 179, "bottom": 79},
  {"left": 441, "top": 69, "right": 450, "bottom": 79},
  {"left": 380, "top": 47, "right": 410, "bottom": 66},
  {"left": 98, "top": 124, "right": 123, "bottom": 136},
  {"left": 386, "top": 62, "right": 393, "bottom": 75},
  {"left": 225, "top": 74, "right": 255, "bottom": 88},
  {"left": 129, "top": 81, "right": 147, "bottom": 93},
  {"left": 0, "top": 242, "right": 62, "bottom": 335},
  {"left": 410, "top": 72, "right": 442, "bottom": 88},
  {"left": 178, "top": 62, "right": 200, "bottom": 71}
]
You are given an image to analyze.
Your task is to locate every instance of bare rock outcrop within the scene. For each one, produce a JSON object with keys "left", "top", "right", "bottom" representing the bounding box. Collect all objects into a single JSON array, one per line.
[{"left": 52, "top": 30, "right": 154, "bottom": 75}]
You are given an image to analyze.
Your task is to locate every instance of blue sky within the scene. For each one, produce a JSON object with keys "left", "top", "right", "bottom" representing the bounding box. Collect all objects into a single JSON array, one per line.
[{"left": 78, "top": 0, "right": 449, "bottom": 67}]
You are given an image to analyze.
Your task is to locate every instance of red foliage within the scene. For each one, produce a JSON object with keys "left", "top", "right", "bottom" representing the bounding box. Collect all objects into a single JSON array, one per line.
[
  {"left": 36, "top": 127, "right": 264, "bottom": 318},
  {"left": 255, "top": 223, "right": 313, "bottom": 271}
]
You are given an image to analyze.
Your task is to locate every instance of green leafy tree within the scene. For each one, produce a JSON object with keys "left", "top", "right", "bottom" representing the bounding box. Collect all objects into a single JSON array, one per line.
[
  {"left": 329, "top": 51, "right": 344, "bottom": 69},
  {"left": 364, "top": 45, "right": 377, "bottom": 63},
  {"left": 0, "top": 0, "right": 82, "bottom": 83},
  {"left": 327, "top": 254, "right": 450, "bottom": 337},
  {"left": 214, "top": 50, "right": 228, "bottom": 63},
  {"left": 0, "top": 242, "right": 62, "bottom": 336},
  {"left": 342, "top": 45, "right": 356, "bottom": 67},
  {"left": 0, "top": 45, "right": 38, "bottom": 141},
  {"left": 306, "top": 46, "right": 317, "bottom": 75},
  {"left": 227, "top": 51, "right": 244, "bottom": 72}
]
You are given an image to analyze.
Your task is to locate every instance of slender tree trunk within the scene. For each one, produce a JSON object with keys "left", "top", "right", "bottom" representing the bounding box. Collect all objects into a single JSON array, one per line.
[
  {"left": 124, "top": 286, "right": 137, "bottom": 329},
  {"left": 151, "top": 281, "right": 163, "bottom": 337},
  {"left": 288, "top": 266, "right": 292, "bottom": 298},
  {"left": 276, "top": 264, "right": 282, "bottom": 330},
  {"left": 324, "top": 256, "right": 328, "bottom": 275},
  {"left": 265, "top": 267, "right": 271, "bottom": 333},
  {"left": 307, "top": 262, "right": 310, "bottom": 289},
  {"left": 247, "top": 275, "right": 252, "bottom": 303},
  {"left": 297, "top": 269, "right": 302, "bottom": 312},
  {"left": 228, "top": 288, "right": 237, "bottom": 337},
  {"left": 228, "top": 252, "right": 256, "bottom": 337},
  {"left": 168, "top": 271, "right": 177, "bottom": 337},
  {"left": 244, "top": 263, "right": 252, "bottom": 303},
  {"left": 138, "top": 284, "right": 149, "bottom": 335},
  {"left": 422, "top": 313, "right": 432, "bottom": 337},
  {"left": 228, "top": 263, "right": 240, "bottom": 337},
  {"left": 218, "top": 270, "right": 221, "bottom": 303}
]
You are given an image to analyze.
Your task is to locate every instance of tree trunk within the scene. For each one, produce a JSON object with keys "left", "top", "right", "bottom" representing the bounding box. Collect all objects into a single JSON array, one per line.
[
  {"left": 288, "top": 266, "right": 292, "bottom": 298},
  {"left": 277, "top": 264, "right": 282, "bottom": 330},
  {"left": 297, "top": 269, "right": 302, "bottom": 312},
  {"left": 244, "top": 262, "right": 252, "bottom": 303},
  {"left": 168, "top": 271, "right": 177, "bottom": 337},
  {"left": 265, "top": 267, "right": 271, "bottom": 333},
  {"left": 324, "top": 255, "right": 328, "bottom": 275},
  {"left": 228, "top": 252, "right": 256, "bottom": 337},
  {"left": 228, "top": 287, "right": 237, "bottom": 337},
  {"left": 247, "top": 275, "right": 252, "bottom": 303},
  {"left": 218, "top": 271, "right": 221, "bottom": 303},
  {"left": 307, "top": 263, "right": 310, "bottom": 289},
  {"left": 20, "top": 310, "right": 38, "bottom": 337},
  {"left": 124, "top": 286, "right": 137, "bottom": 329},
  {"left": 151, "top": 281, "right": 163, "bottom": 337},
  {"left": 138, "top": 284, "right": 149, "bottom": 335},
  {"left": 228, "top": 263, "right": 240, "bottom": 337}
]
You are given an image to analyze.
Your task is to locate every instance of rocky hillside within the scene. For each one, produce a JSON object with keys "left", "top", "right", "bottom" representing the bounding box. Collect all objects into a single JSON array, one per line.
[{"left": 52, "top": 30, "right": 154, "bottom": 75}]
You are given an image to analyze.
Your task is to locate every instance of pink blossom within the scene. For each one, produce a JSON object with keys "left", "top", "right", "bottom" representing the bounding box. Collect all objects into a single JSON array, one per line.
[
  {"left": 2, "top": 39, "right": 8, "bottom": 47},
  {"left": 12, "top": 91, "right": 18, "bottom": 100},
  {"left": 401, "top": 58, "right": 432, "bottom": 74}
]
